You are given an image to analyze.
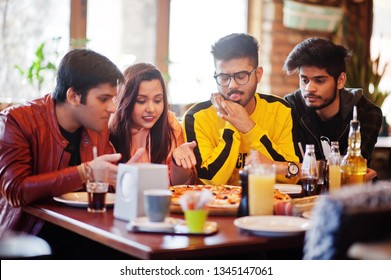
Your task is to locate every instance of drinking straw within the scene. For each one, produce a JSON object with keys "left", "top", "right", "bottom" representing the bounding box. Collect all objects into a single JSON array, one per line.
[
  {"left": 90, "top": 146, "right": 98, "bottom": 181},
  {"left": 93, "top": 146, "right": 98, "bottom": 160},
  {"left": 298, "top": 142, "right": 305, "bottom": 158}
]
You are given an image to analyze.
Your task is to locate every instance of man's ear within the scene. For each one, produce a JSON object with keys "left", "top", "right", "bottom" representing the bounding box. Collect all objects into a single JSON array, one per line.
[
  {"left": 66, "top": 88, "right": 81, "bottom": 106},
  {"left": 337, "top": 72, "right": 347, "bottom": 90},
  {"left": 255, "top": 66, "right": 263, "bottom": 83}
]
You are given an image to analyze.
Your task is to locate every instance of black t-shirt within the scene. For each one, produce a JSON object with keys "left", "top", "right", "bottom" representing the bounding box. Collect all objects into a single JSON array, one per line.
[
  {"left": 60, "top": 126, "right": 82, "bottom": 166},
  {"left": 314, "top": 111, "right": 342, "bottom": 142}
]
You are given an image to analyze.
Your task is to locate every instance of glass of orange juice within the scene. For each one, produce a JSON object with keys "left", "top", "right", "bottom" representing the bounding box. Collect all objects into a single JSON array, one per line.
[{"left": 248, "top": 163, "right": 276, "bottom": 216}]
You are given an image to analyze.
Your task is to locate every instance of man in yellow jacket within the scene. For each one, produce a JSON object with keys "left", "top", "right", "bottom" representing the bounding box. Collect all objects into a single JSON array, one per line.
[{"left": 183, "top": 33, "right": 299, "bottom": 185}]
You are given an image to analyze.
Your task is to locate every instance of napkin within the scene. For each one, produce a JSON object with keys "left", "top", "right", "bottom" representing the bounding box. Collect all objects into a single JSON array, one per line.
[{"left": 179, "top": 189, "right": 213, "bottom": 211}]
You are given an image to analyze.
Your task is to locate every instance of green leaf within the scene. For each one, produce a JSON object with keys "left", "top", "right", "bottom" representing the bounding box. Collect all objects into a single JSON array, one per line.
[
  {"left": 346, "top": 32, "right": 390, "bottom": 107},
  {"left": 13, "top": 39, "right": 59, "bottom": 91}
]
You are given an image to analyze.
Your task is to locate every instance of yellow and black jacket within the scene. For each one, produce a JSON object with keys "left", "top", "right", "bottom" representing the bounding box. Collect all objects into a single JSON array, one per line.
[{"left": 183, "top": 93, "right": 299, "bottom": 185}]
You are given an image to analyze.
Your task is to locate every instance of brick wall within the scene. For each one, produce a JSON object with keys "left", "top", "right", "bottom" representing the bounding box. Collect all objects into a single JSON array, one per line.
[{"left": 258, "top": 0, "right": 335, "bottom": 98}]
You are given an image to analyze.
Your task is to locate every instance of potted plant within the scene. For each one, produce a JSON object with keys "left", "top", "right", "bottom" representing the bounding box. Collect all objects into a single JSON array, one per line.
[
  {"left": 14, "top": 38, "right": 60, "bottom": 93},
  {"left": 346, "top": 36, "right": 388, "bottom": 107},
  {"left": 346, "top": 33, "right": 390, "bottom": 135}
]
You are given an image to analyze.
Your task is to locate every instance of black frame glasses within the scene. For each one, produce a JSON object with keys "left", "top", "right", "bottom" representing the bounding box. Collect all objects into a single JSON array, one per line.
[{"left": 214, "top": 68, "right": 257, "bottom": 87}]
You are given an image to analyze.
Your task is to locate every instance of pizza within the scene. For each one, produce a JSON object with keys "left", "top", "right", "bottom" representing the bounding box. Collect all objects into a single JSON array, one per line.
[
  {"left": 169, "top": 185, "right": 290, "bottom": 208},
  {"left": 274, "top": 188, "right": 291, "bottom": 202},
  {"left": 169, "top": 185, "right": 241, "bottom": 207}
]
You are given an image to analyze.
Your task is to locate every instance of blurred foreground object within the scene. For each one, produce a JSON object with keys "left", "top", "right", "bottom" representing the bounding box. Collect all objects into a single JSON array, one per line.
[
  {"left": 0, "top": 230, "right": 51, "bottom": 259},
  {"left": 304, "top": 181, "right": 391, "bottom": 259}
]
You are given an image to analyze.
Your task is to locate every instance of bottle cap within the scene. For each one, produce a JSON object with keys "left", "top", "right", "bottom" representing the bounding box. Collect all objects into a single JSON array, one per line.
[{"left": 351, "top": 106, "right": 359, "bottom": 129}]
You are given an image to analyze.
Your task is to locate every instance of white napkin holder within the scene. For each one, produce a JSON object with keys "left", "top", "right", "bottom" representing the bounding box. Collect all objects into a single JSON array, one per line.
[{"left": 113, "top": 163, "right": 169, "bottom": 222}]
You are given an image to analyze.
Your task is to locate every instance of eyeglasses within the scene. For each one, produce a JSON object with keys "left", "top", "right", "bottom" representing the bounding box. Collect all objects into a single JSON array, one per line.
[{"left": 214, "top": 68, "right": 256, "bottom": 87}]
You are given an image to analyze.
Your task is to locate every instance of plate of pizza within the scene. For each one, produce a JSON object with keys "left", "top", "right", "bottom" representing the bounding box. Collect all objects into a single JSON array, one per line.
[{"left": 169, "top": 184, "right": 291, "bottom": 216}]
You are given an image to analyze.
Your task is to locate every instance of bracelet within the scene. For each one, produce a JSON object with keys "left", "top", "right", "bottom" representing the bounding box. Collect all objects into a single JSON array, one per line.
[
  {"left": 85, "top": 162, "right": 94, "bottom": 181},
  {"left": 79, "top": 163, "right": 87, "bottom": 182}
]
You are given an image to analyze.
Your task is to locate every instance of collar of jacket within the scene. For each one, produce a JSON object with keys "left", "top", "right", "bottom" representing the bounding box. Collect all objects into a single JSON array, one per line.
[
  {"left": 45, "top": 93, "right": 94, "bottom": 149},
  {"left": 339, "top": 88, "right": 363, "bottom": 120}
]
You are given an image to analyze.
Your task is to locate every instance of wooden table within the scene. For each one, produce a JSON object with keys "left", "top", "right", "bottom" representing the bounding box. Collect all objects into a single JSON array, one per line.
[
  {"left": 23, "top": 201, "right": 305, "bottom": 260},
  {"left": 371, "top": 136, "right": 391, "bottom": 179},
  {"left": 348, "top": 239, "right": 391, "bottom": 260}
]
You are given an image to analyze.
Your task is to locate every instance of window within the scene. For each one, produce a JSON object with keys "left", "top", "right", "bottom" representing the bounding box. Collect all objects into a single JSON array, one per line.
[
  {"left": 371, "top": 0, "right": 391, "bottom": 94},
  {"left": 168, "top": 0, "right": 247, "bottom": 105},
  {"left": 0, "top": 0, "right": 69, "bottom": 101}
]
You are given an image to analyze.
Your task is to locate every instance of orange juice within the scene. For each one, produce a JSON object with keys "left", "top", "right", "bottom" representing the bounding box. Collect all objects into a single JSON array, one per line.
[
  {"left": 248, "top": 164, "right": 276, "bottom": 215},
  {"left": 328, "top": 165, "right": 341, "bottom": 192}
]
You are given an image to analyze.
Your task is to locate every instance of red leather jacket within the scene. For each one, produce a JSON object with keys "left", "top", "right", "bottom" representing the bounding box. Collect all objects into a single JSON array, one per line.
[{"left": 0, "top": 94, "right": 114, "bottom": 235}]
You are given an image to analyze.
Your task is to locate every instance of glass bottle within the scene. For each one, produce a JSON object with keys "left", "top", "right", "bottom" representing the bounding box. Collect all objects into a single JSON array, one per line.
[
  {"left": 301, "top": 144, "right": 318, "bottom": 196},
  {"left": 317, "top": 160, "right": 327, "bottom": 194},
  {"left": 237, "top": 167, "right": 249, "bottom": 217},
  {"left": 340, "top": 106, "right": 367, "bottom": 186},
  {"left": 328, "top": 141, "right": 341, "bottom": 192}
]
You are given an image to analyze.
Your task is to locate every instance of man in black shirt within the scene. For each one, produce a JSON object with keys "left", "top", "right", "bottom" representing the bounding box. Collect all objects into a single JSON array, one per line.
[{"left": 283, "top": 38, "right": 382, "bottom": 169}]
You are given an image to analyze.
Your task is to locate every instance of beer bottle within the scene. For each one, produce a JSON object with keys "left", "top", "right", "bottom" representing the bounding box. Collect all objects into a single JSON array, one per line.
[
  {"left": 340, "top": 106, "right": 367, "bottom": 186},
  {"left": 328, "top": 141, "right": 341, "bottom": 192},
  {"left": 237, "top": 167, "right": 249, "bottom": 217},
  {"left": 301, "top": 144, "right": 318, "bottom": 196}
]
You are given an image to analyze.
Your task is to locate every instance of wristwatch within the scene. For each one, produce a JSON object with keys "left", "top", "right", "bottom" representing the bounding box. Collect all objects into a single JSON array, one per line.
[{"left": 286, "top": 162, "right": 299, "bottom": 178}]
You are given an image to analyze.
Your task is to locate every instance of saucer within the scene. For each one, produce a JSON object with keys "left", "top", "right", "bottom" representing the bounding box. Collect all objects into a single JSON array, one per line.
[
  {"left": 127, "top": 217, "right": 219, "bottom": 235},
  {"left": 131, "top": 216, "right": 175, "bottom": 232}
]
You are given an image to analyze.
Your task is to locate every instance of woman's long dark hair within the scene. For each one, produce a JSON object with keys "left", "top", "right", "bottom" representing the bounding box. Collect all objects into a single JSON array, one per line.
[{"left": 109, "top": 63, "right": 175, "bottom": 164}]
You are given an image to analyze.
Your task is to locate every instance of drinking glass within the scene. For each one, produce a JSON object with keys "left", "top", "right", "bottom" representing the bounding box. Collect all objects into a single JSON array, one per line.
[
  {"left": 248, "top": 163, "right": 276, "bottom": 216},
  {"left": 86, "top": 181, "right": 109, "bottom": 213}
]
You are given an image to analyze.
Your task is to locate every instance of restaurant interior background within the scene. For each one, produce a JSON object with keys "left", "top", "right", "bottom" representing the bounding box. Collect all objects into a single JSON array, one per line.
[{"left": 0, "top": 1, "right": 390, "bottom": 139}]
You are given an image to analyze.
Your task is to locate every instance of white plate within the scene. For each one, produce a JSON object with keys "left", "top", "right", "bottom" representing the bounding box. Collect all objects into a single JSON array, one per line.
[
  {"left": 131, "top": 216, "right": 175, "bottom": 232},
  {"left": 302, "top": 211, "right": 312, "bottom": 219},
  {"left": 274, "top": 184, "right": 302, "bottom": 194},
  {"left": 234, "top": 215, "right": 311, "bottom": 237},
  {"left": 53, "top": 192, "right": 115, "bottom": 208}
]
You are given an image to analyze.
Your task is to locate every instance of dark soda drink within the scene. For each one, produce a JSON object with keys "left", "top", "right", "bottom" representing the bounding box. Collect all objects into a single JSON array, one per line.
[
  {"left": 87, "top": 181, "right": 109, "bottom": 212},
  {"left": 87, "top": 192, "right": 107, "bottom": 212},
  {"left": 301, "top": 177, "right": 318, "bottom": 196}
]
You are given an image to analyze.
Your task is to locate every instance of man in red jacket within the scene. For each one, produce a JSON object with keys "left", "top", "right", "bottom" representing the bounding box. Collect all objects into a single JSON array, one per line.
[{"left": 0, "top": 49, "right": 141, "bottom": 257}]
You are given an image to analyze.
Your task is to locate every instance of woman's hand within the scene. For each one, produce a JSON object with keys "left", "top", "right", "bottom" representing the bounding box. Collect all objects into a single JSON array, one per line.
[{"left": 173, "top": 141, "right": 197, "bottom": 169}]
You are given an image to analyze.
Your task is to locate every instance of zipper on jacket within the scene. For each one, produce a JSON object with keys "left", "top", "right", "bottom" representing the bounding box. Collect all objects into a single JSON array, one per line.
[
  {"left": 337, "top": 124, "right": 349, "bottom": 143},
  {"left": 300, "top": 118, "right": 325, "bottom": 159}
]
